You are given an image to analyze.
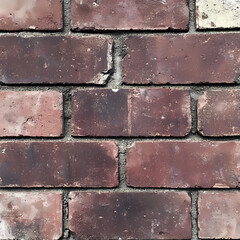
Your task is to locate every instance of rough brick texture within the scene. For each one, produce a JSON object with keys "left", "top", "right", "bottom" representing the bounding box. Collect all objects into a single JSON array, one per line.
[
  {"left": 0, "top": 0, "right": 239, "bottom": 238},
  {"left": 0, "top": 91, "right": 62, "bottom": 137},
  {"left": 69, "top": 192, "right": 191, "bottom": 239},
  {"left": 0, "top": 0, "right": 63, "bottom": 31},
  {"left": 198, "top": 90, "right": 240, "bottom": 136},
  {"left": 123, "top": 34, "right": 240, "bottom": 84},
  {"left": 196, "top": 0, "right": 240, "bottom": 29},
  {"left": 0, "top": 36, "right": 112, "bottom": 84},
  {"left": 199, "top": 191, "right": 240, "bottom": 239},
  {"left": 71, "top": 0, "right": 189, "bottom": 31},
  {"left": 0, "top": 141, "right": 118, "bottom": 187},
  {"left": 0, "top": 191, "right": 62, "bottom": 239},
  {"left": 127, "top": 141, "right": 240, "bottom": 188},
  {"left": 72, "top": 88, "right": 191, "bottom": 136}
]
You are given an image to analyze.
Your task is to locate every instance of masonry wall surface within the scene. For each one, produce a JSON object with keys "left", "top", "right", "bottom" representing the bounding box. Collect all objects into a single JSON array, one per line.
[{"left": 0, "top": 0, "right": 239, "bottom": 239}]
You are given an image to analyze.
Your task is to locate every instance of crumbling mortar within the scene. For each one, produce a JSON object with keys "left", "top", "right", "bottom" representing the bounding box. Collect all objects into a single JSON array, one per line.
[{"left": 191, "top": 191, "right": 199, "bottom": 240}]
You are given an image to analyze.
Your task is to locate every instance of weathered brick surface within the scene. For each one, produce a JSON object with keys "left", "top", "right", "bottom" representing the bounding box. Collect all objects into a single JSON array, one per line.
[
  {"left": 198, "top": 90, "right": 240, "bottom": 136},
  {"left": 0, "top": 91, "right": 62, "bottom": 137},
  {"left": 71, "top": 88, "right": 191, "bottom": 137},
  {"left": 0, "top": 36, "right": 112, "bottom": 84},
  {"left": 71, "top": 0, "right": 189, "bottom": 31},
  {"left": 0, "top": 0, "right": 63, "bottom": 31},
  {"left": 199, "top": 191, "right": 240, "bottom": 239},
  {"left": 123, "top": 34, "right": 240, "bottom": 84},
  {"left": 196, "top": 0, "right": 240, "bottom": 29},
  {"left": 0, "top": 191, "right": 62, "bottom": 239},
  {"left": 69, "top": 192, "right": 191, "bottom": 239},
  {"left": 127, "top": 141, "right": 240, "bottom": 188},
  {"left": 0, "top": 141, "right": 118, "bottom": 187}
]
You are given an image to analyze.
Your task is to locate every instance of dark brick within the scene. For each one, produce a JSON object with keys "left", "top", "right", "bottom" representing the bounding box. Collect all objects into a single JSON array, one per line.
[
  {"left": 198, "top": 90, "right": 240, "bottom": 136},
  {"left": 0, "top": 0, "right": 63, "bottom": 31},
  {"left": 71, "top": 0, "right": 189, "bottom": 30},
  {"left": 71, "top": 88, "right": 191, "bottom": 137},
  {"left": 0, "top": 36, "right": 112, "bottom": 84},
  {"left": 127, "top": 141, "right": 240, "bottom": 188},
  {"left": 69, "top": 192, "right": 191, "bottom": 239},
  {"left": 0, "top": 191, "right": 62, "bottom": 239},
  {"left": 199, "top": 191, "right": 240, "bottom": 239},
  {"left": 123, "top": 34, "right": 240, "bottom": 84},
  {"left": 0, "top": 91, "right": 62, "bottom": 137},
  {"left": 0, "top": 141, "right": 118, "bottom": 187}
]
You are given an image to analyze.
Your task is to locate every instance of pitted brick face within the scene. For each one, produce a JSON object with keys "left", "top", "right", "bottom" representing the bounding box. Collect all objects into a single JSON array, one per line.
[
  {"left": 69, "top": 192, "right": 191, "bottom": 239},
  {"left": 0, "top": 191, "right": 62, "bottom": 239},
  {"left": 198, "top": 90, "right": 240, "bottom": 136},
  {"left": 71, "top": 88, "right": 191, "bottom": 137},
  {"left": 0, "top": 36, "right": 112, "bottom": 84},
  {"left": 127, "top": 141, "right": 240, "bottom": 188},
  {"left": 0, "top": 141, "right": 118, "bottom": 187},
  {"left": 199, "top": 192, "right": 240, "bottom": 238},
  {"left": 0, "top": 91, "right": 62, "bottom": 137},
  {"left": 71, "top": 0, "right": 189, "bottom": 30},
  {"left": 123, "top": 34, "right": 240, "bottom": 84},
  {"left": 0, "top": 0, "right": 63, "bottom": 30}
]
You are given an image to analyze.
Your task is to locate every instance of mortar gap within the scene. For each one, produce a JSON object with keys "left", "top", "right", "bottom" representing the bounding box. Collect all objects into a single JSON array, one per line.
[
  {"left": 58, "top": 191, "right": 70, "bottom": 240},
  {"left": 107, "top": 37, "right": 125, "bottom": 88},
  {"left": 116, "top": 140, "right": 128, "bottom": 190},
  {"left": 189, "top": 0, "right": 197, "bottom": 33},
  {"left": 191, "top": 191, "right": 199, "bottom": 240},
  {"left": 63, "top": 88, "right": 72, "bottom": 140},
  {"left": 63, "top": 0, "right": 71, "bottom": 34}
]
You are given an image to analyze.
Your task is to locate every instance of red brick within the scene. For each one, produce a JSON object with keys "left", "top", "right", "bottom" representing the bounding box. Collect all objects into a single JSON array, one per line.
[
  {"left": 0, "top": 0, "right": 63, "bottom": 31},
  {"left": 198, "top": 90, "right": 240, "bottom": 136},
  {"left": 0, "top": 191, "right": 62, "bottom": 239},
  {"left": 0, "top": 91, "right": 62, "bottom": 137},
  {"left": 199, "top": 191, "right": 240, "bottom": 239},
  {"left": 71, "top": 88, "right": 191, "bottom": 137},
  {"left": 0, "top": 36, "right": 112, "bottom": 84},
  {"left": 0, "top": 141, "right": 118, "bottom": 187},
  {"left": 69, "top": 192, "right": 191, "bottom": 239},
  {"left": 123, "top": 34, "right": 240, "bottom": 84},
  {"left": 71, "top": 0, "right": 189, "bottom": 31},
  {"left": 127, "top": 141, "right": 240, "bottom": 188}
]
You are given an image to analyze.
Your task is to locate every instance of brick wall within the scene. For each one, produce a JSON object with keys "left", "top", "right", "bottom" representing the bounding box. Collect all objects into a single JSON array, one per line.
[{"left": 0, "top": 0, "right": 239, "bottom": 239}]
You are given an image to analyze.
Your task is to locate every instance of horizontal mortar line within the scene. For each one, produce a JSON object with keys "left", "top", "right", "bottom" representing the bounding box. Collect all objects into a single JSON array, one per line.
[
  {"left": 0, "top": 187, "right": 236, "bottom": 193},
  {"left": 1, "top": 134, "right": 240, "bottom": 142},
  {"left": 67, "top": 29, "right": 240, "bottom": 35},
  {"left": 69, "top": 134, "right": 240, "bottom": 141},
  {"left": 1, "top": 84, "right": 240, "bottom": 90},
  {"left": 0, "top": 29, "right": 238, "bottom": 37},
  {"left": 120, "top": 84, "right": 240, "bottom": 89}
]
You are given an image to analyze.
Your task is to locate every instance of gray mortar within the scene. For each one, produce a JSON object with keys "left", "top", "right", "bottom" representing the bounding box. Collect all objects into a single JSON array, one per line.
[
  {"left": 0, "top": 0, "right": 237, "bottom": 239},
  {"left": 191, "top": 191, "right": 199, "bottom": 240}
]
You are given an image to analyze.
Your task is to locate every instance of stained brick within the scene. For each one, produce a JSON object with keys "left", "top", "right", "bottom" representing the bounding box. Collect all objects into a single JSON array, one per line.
[
  {"left": 0, "top": 141, "right": 118, "bottom": 187},
  {"left": 69, "top": 192, "right": 191, "bottom": 239},
  {"left": 123, "top": 34, "right": 240, "bottom": 84},
  {"left": 0, "top": 0, "right": 63, "bottom": 31},
  {"left": 196, "top": 0, "right": 240, "bottom": 29},
  {"left": 199, "top": 191, "right": 240, "bottom": 239},
  {"left": 0, "top": 91, "right": 62, "bottom": 137},
  {"left": 71, "top": 0, "right": 189, "bottom": 31},
  {"left": 0, "top": 36, "right": 112, "bottom": 84},
  {"left": 127, "top": 141, "right": 240, "bottom": 188},
  {"left": 71, "top": 88, "right": 191, "bottom": 137},
  {"left": 0, "top": 191, "right": 62, "bottom": 239},
  {"left": 198, "top": 90, "right": 240, "bottom": 136}
]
